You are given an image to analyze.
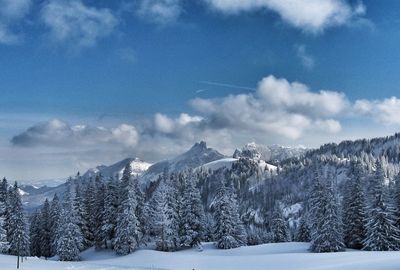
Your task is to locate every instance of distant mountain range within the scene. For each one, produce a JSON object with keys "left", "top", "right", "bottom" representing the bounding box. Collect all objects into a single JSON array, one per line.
[{"left": 19, "top": 141, "right": 307, "bottom": 211}]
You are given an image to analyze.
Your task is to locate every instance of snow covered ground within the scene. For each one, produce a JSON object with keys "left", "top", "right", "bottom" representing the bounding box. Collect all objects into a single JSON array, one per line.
[{"left": 2, "top": 242, "right": 400, "bottom": 270}]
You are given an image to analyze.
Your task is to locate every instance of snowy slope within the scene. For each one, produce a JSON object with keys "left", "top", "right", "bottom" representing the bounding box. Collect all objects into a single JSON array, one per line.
[
  {"left": 83, "top": 157, "right": 152, "bottom": 179},
  {"left": 1, "top": 242, "right": 400, "bottom": 270},
  {"left": 140, "top": 141, "right": 225, "bottom": 185},
  {"left": 199, "top": 158, "right": 277, "bottom": 172}
]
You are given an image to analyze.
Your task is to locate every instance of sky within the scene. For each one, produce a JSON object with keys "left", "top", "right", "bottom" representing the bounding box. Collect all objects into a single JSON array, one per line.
[{"left": 2, "top": 0, "right": 400, "bottom": 182}]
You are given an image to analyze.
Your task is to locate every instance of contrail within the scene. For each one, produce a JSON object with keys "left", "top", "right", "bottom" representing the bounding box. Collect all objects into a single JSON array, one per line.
[{"left": 199, "top": 80, "right": 256, "bottom": 91}]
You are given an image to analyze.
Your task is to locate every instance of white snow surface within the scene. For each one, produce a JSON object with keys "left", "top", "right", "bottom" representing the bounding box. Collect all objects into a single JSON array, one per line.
[
  {"left": 200, "top": 158, "right": 277, "bottom": 172},
  {"left": 2, "top": 242, "right": 400, "bottom": 270},
  {"left": 199, "top": 158, "right": 239, "bottom": 171}
]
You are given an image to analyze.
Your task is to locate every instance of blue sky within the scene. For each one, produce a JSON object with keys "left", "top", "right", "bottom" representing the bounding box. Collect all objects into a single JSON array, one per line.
[{"left": 2, "top": 0, "right": 400, "bottom": 181}]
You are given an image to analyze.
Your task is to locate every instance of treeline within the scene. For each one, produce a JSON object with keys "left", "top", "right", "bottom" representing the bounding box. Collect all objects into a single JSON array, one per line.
[
  {"left": 26, "top": 164, "right": 248, "bottom": 260},
  {"left": 2, "top": 156, "right": 400, "bottom": 261},
  {"left": 295, "top": 160, "right": 400, "bottom": 252}
]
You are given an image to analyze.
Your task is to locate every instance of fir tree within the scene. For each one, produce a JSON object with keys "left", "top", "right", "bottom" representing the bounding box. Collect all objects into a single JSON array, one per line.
[
  {"left": 151, "top": 177, "right": 180, "bottom": 251},
  {"left": 56, "top": 180, "right": 84, "bottom": 260},
  {"left": 56, "top": 208, "right": 81, "bottom": 261},
  {"left": 363, "top": 161, "right": 400, "bottom": 251},
  {"left": 29, "top": 211, "right": 42, "bottom": 257},
  {"left": 270, "top": 203, "right": 290, "bottom": 243},
  {"left": 49, "top": 194, "right": 61, "bottom": 256},
  {"left": 114, "top": 178, "right": 140, "bottom": 255},
  {"left": 101, "top": 177, "right": 119, "bottom": 249},
  {"left": 7, "top": 182, "right": 30, "bottom": 256},
  {"left": 179, "top": 171, "right": 206, "bottom": 248},
  {"left": 40, "top": 199, "right": 52, "bottom": 258},
  {"left": 213, "top": 182, "right": 246, "bottom": 249},
  {"left": 74, "top": 178, "right": 91, "bottom": 248},
  {"left": 93, "top": 175, "right": 106, "bottom": 249},
  {"left": 295, "top": 212, "right": 311, "bottom": 242},
  {"left": 309, "top": 172, "right": 345, "bottom": 253},
  {"left": 342, "top": 161, "right": 366, "bottom": 249},
  {"left": 0, "top": 178, "right": 9, "bottom": 253}
]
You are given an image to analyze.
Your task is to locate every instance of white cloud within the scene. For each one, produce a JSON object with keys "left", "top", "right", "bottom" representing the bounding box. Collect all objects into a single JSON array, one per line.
[
  {"left": 41, "top": 0, "right": 118, "bottom": 48},
  {"left": 191, "top": 75, "right": 346, "bottom": 139},
  {"left": 11, "top": 119, "right": 139, "bottom": 148},
  {"left": 154, "top": 113, "right": 175, "bottom": 133},
  {"left": 111, "top": 124, "right": 139, "bottom": 147},
  {"left": 0, "top": 0, "right": 32, "bottom": 44},
  {"left": 354, "top": 97, "right": 400, "bottom": 125},
  {"left": 137, "top": 0, "right": 182, "bottom": 24},
  {"left": 257, "top": 75, "right": 347, "bottom": 116},
  {"left": 295, "top": 44, "right": 315, "bottom": 69},
  {"left": 205, "top": 0, "right": 366, "bottom": 33},
  {"left": 154, "top": 113, "right": 203, "bottom": 134}
]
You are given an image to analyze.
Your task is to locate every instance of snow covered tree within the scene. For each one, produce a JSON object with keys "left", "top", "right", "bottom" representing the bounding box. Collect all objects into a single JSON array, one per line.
[
  {"left": 179, "top": 171, "right": 206, "bottom": 248},
  {"left": 83, "top": 178, "right": 96, "bottom": 245},
  {"left": 29, "top": 211, "right": 42, "bottom": 257},
  {"left": 363, "top": 161, "right": 400, "bottom": 251},
  {"left": 93, "top": 175, "right": 106, "bottom": 249},
  {"left": 309, "top": 172, "right": 344, "bottom": 253},
  {"left": 100, "top": 177, "right": 119, "bottom": 249},
  {"left": 7, "top": 182, "right": 30, "bottom": 256},
  {"left": 151, "top": 176, "right": 180, "bottom": 251},
  {"left": 213, "top": 182, "right": 246, "bottom": 249},
  {"left": 56, "top": 208, "right": 81, "bottom": 261},
  {"left": 114, "top": 177, "right": 140, "bottom": 255},
  {"left": 56, "top": 180, "right": 84, "bottom": 260},
  {"left": 295, "top": 211, "right": 311, "bottom": 242},
  {"left": 270, "top": 203, "right": 290, "bottom": 243},
  {"left": 40, "top": 199, "right": 52, "bottom": 258},
  {"left": 342, "top": 161, "right": 366, "bottom": 249},
  {"left": 0, "top": 178, "right": 9, "bottom": 253},
  {"left": 74, "top": 178, "right": 91, "bottom": 248},
  {"left": 49, "top": 194, "right": 61, "bottom": 256}
]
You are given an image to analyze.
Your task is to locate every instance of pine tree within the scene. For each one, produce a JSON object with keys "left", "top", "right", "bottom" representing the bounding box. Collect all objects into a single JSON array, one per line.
[
  {"left": 363, "top": 161, "right": 400, "bottom": 251},
  {"left": 83, "top": 178, "right": 96, "bottom": 245},
  {"left": 56, "top": 180, "right": 84, "bottom": 260},
  {"left": 49, "top": 194, "right": 61, "bottom": 256},
  {"left": 179, "top": 171, "right": 206, "bottom": 248},
  {"left": 114, "top": 177, "right": 140, "bottom": 255},
  {"left": 309, "top": 172, "right": 344, "bottom": 253},
  {"left": 0, "top": 178, "right": 9, "bottom": 253},
  {"left": 342, "top": 161, "right": 366, "bottom": 249},
  {"left": 40, "top": 199, "right": 52, "bottom": 258},
  {"left": 29, "top": 211, "right": 42, "bottom": 257},
  {"left": 93, "top": 175, "right": 106, "bottom": 249},
  {"left": 56, "top": 208, "right": 81, "bottom": 261},
  {"left": 7, "top": 182, "right": 30, "bottom": 256},
  {"left": 271, "top": 203, "right": 290, "bottom": 243},
  {"left": 101, "top": 177, "right": 119, "bottom": 249},
  {"left": 151, "top": 176, "right": 180, "bottom": 251},
  {"left": 213, "top": 182, "right": 246, "bottom": 249},
  {"left": 295, "top": 212, "right": 311, "bottom": 242},
  {"left": 74, "top": 178, "right": 91, "bottom": 248}
]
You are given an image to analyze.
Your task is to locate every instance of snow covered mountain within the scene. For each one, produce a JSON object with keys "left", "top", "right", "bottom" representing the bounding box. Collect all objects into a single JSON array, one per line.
[
  {"left": 83, "top": 157, "right": 152, "bottom": 179},
  {"left": 233, "top": 142, "right": 307, "bottom": 162},
  {"left": 140, "top": 141, "right": 225, "bottom": 185},
  {"left": 20, "top": 141, "right": 224, "bottom": 210}
]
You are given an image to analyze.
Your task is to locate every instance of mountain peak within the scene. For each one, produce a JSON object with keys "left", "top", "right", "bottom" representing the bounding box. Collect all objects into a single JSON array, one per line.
[{"left": 190, "top": 141, "right": 207, "bottom": 151}]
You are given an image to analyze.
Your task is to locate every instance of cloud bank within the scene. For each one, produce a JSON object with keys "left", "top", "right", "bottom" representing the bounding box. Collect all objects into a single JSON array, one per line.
[
  {"left": 11, "top": 74, "right": 400, "bottom": 179},
  {"left": 11, "top": 119, "right": 138, "bottom": 148}
]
